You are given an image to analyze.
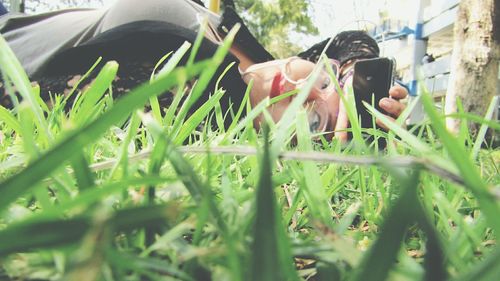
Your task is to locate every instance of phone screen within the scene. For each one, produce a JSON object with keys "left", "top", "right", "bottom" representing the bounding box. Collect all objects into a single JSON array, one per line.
[{"left": 353, "top": 57, "right": 394, "bottom": 129}]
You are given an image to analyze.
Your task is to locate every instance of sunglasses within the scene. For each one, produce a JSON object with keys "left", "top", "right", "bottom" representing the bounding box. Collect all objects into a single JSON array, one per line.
[
  {"left": 241, "top": 57, "right": 341, "bottom": 94},
  {"left": 241, "top": 57, "right": 341, "bottom": 133}
]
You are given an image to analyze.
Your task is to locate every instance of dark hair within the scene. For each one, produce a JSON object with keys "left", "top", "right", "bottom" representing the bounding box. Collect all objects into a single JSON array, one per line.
[{"left": 298, "top": 30, "right": 380, "bottom": 67}]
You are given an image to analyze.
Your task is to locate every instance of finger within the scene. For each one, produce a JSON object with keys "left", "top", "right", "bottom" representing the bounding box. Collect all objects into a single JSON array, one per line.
[
  {"left": 389, "top": 84, "right": 408, "bottom": 100},
  {"left": 334, "top": 98, "right": 349, "bottom": 143},
  {"left": 376, "top": 114, "right": 396, "bottom": 131},
  {"left": 380, "top": 97, "right": 406, "bottom": 118}
]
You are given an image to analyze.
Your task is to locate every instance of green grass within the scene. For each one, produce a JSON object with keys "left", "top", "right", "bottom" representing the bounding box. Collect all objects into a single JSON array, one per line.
[{"left": 0, "top": 30, "right": 499, "bottom": 281}]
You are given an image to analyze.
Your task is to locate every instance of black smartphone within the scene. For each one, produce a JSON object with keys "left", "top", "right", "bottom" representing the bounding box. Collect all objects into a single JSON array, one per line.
[{"left": 352, "top": 57, "right": 394, "bottom": 129}]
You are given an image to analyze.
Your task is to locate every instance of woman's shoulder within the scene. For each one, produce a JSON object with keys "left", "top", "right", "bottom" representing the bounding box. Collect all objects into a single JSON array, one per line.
[{"left": 100, "top": 0, "right": 217, "bottom": 33}]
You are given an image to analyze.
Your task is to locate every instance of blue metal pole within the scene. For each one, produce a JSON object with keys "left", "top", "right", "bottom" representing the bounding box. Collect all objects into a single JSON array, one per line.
[
  {"left": 0, "top": 2, "right": 7, "bottom": 15},
  {"left": 408, "top": 0, "right": 428, "bottom": 124},
  {"left": 409, "top": 0, "right": 427, "bottom": 97}
]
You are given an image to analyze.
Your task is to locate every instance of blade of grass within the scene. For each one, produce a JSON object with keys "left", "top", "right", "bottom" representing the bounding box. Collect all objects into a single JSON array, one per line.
[
  {"left": 351, "top": 169, "right": 421, "bottom": 281},
  {"left": 271, "top": 64, "right": 323, "bottom": 156},
  {"left": 0, "top": 105, "right": 21, "bottom": 133},
  {"left": 70, "top": 153, "right": 94, "bottom": 191},
  {"left": 0, "top": 35, "right": 51, "bottom": 141},
  {"left": 420, "top": 93, "right": 500, "bottom": 235},
  {"left": 0, "top": 60, "right": 209, "bottom": 213},
  {"left": 0, "top": 216, "right": 91, "bottom": 257},
  {"left": 109, "top": 110, "right": 142, "bottom": 179},
  {"left": 446, "top": 112, "right": 500, "bottom": 131},
  {"left": 18, "top": 103, "right": 39, "bottom": 159},
  {"left": 41, "top": 176, "right": 173, "bottom": 219},
  {"left": 414, "top": 195, "right": 448, "bottom": 281},
  {"left": 364, "top": 101, "right": 432, "bottom": 153},
  {"left": 160, "top": 132, "right": 243, "bottom": 280},
  {"left": 213, "top": 62, "right": 238, "bottom": 132},
  {"left": 335, "top": 201, "right": 362, "bottom": 236},
  {"left": 223, "top": 92, "right": 269, "bottom": 143},
  {"left": 106, "top": 248, "right": 195, "bottom": 281},
  {"left": 295, "top": 110, "right": 334, "bottom": 229},
  {"left": 0, "top": 204, "right": 179, "bottom": 257},
  {"left": 64, "top": 57, "right": 103, "bottom": 107},
  {"left": 173, "top": 24, "right": 239, "bottom": 133},
  {"left": 31, "top": 84, "right": 50, "bottom": 114},
  {"left": 322, "top": 55, "right": 365, "bottom": 148},
  {"left": 149, "top": 51, "right": 173, "bottom": 122},
  {"left": 156, "top": 42, "right": 192, "bottom": 126},
  {"left": 143, "top": 114, "right": 171, "bottom": 247},
  {"left": 151, "top": 42, "right": 192, "bottom": 123},
  {"left": 187, "top": 18, "right": 208, "bottom": 67},
  {"left": 163, "top": 83, "right": 187, "bottom": 127},
  {"left": 174, "top": 89, "right": 224, "bottom": 144},
  {"left": 453, "top": 248, "right": 500, "bottom": 281},
  {"left": 472, "top": 96, "right": 499, "bottom": 160},
  {"left": 73, "top": 61, "right": 119, "bottom": 125},
  {"left": 251, "top": 125, "right": 299, "bottom": 281},
  {"left": 225, "top": 79, "right": 251, "bottom": 134}
]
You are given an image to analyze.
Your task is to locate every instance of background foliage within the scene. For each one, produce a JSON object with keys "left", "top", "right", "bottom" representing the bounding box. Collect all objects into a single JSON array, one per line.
[{"left": 229, "top": 0, "right": 319, "bottom": 57}]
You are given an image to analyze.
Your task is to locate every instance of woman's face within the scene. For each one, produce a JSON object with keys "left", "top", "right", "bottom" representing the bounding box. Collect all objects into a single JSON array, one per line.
[{"left": 241, "top": 57, "right": 341, "bottom": 137}]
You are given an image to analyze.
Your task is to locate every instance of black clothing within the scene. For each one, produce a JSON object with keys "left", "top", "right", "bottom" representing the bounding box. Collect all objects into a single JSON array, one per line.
[{"left": 0, "top": 0, "right": 220, "bottom": 76}]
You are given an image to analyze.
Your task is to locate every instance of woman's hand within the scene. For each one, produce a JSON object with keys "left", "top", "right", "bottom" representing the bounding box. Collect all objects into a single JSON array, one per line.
[
  {"left": 334, "top": 83, "right": 409, "bottom": 142},
  {"left": 376, "top": 84, "right": 408, "bottom": 130}
]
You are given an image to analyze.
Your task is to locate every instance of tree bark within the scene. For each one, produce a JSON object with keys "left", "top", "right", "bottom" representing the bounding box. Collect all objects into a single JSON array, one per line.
[{"left": 445, "top": 0, "right": 500, "bottom": 134}]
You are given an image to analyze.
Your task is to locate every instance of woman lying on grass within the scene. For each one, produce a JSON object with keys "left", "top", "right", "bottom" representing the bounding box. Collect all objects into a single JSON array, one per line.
[{"left": 0, "top": 0, "right": 408, "bottom": 141}]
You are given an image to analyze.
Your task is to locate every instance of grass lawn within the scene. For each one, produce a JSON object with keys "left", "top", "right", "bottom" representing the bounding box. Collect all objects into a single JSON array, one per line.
[{"left": 0, "top": 32, "right": 499, "bottom": 281}]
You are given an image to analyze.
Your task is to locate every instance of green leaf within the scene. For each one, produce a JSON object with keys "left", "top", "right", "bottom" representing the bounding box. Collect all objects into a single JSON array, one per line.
[
  {"left": 160, "top": 132, "right": 243, "bottom": 280},
  {"left": 109, "top": 111, "right": 142, "bottom": 179},
  {"left": 149, "top": 51, "right": 173, "bottom": 122},
  {"left": 0, "top": 61, "right": 209, "bottom": 213},
  {"left": 364, "top": 101, "right": 431, "bottom": 153},
  {"left": 0, "top": 204, "right": 179, "bottom": 257},
  {"left": 472, "top": 96, "right": 499, "bottom": 160},
  {"left": 73, "top": 61, "right": 119, "bottom": 125},
  {"left": 270, "top": 63, "right": 321, "bottom": 157},
  {"left": 0, "top": 105, "right": 21, "bottom": 133},
  {"left": 453, "top": 248, "right": 500, "bottom": 281},
  {"left": 150, "top": 42, "right": 191, "bottom": 123},
  {"left": 295, "top": 110, "right": 334, "bottom": 229},
  {"left": 420, "top": 93, "right": 500, "bottom": 235},
  {"left": 0, "top": 35, "right": 51, "bottom": 142},
  {"left": 173, "top": 24, "right": 240, "bottom": 132},
  {"left": 106, "top": 249, "right": 195, "bottom": 281},
  {"left": 352, "top": 169, "right": 421, "bottom": 281},
  {"left": 174, "top": 89, "right": 225, "bottom": 144},
  {"left": 251, "top": 125, "right": 299, "bottom": 281},
  {"left": 70, "top": 153, "right": 94, "bottom": 191},
  {"left": 0, "top": 216, "right": 91, "bottom": 256},
  {"left": 64, "top": 57, "right": 103, "bottom": 107}
]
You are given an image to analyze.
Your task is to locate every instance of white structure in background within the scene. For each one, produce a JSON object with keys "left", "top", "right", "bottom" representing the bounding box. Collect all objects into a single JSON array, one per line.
[
  {"left": 8, "top": 0, "right": 22, "bottom": 12},
  {"left": 375, "top": 0, "right": 462, "bottom": 123}
]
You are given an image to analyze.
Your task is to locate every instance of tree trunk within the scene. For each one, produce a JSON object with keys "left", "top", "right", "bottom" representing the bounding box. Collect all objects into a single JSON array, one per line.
[{"left": 445, "top": 0, "right": 500, "bottom": 134}]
